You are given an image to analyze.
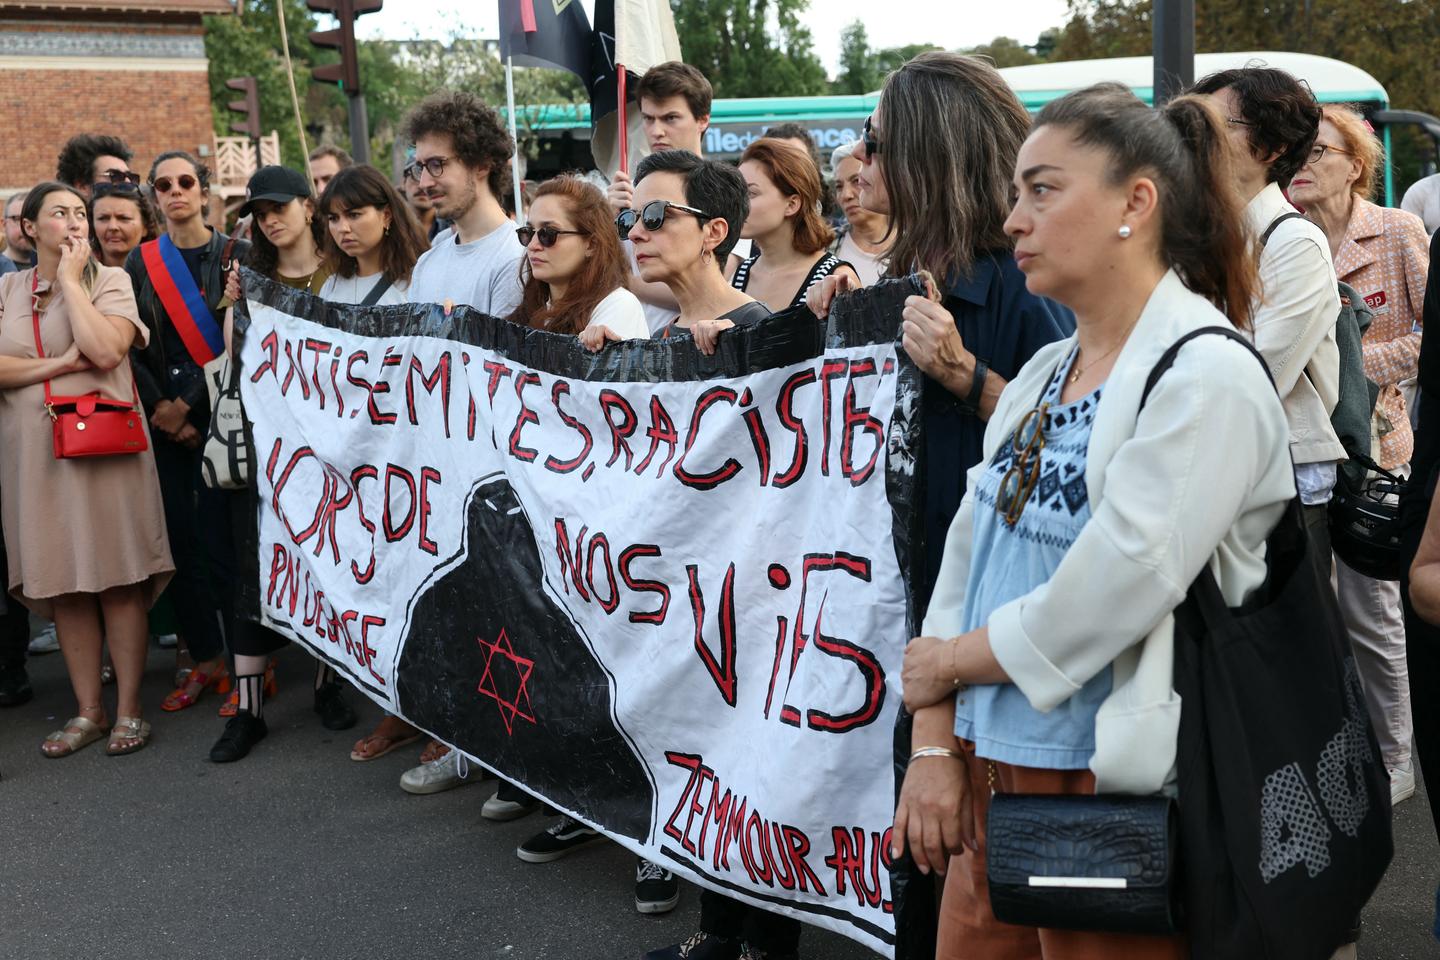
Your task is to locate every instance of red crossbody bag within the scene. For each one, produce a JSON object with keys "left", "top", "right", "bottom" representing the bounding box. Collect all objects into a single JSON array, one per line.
[{"left": 31, "top": 271, "right": 148, "bottom": 458}]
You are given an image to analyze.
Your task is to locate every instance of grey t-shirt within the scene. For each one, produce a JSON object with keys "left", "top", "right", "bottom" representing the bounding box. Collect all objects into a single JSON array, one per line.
[{"left": 410, "top": 221, "right": 525, "bottom": 316}]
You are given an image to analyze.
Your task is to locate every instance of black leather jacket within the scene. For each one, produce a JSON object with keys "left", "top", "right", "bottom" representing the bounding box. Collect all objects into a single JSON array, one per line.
[{"left": 124, "top": 229, "right": 249, "bottom": 423}]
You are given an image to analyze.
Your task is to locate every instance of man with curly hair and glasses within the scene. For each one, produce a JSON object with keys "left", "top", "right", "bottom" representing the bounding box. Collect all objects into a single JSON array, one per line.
[
  {"left": 55, "top": 133, "right": 139, "bottom": 199},
  {"left": 402, "top": 90, "right": 525, "bottom": 315}
]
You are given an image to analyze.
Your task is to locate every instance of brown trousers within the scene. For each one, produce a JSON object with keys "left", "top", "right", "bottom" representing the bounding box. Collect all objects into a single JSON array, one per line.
[{"left": 936, "top": 742, "right": 1189, "bottom": 960}]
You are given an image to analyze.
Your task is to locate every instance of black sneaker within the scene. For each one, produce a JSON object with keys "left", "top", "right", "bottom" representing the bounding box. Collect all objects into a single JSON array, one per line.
[
  {"left": 209, "top": 713, "right": 268, "bottom": 763},
  {"left": 515, "top": 816, "right": 604, "bottom": 863},
  {"left": 0, "top": 666, "right": 33, "bottom": 707},
  {"left": 642, "top": 933, "right": 739, "bottom": 960},
  {"left": 313, "top": 681, "right": 357, "bottom": 731},
  {"left": 635, "top": 858, "right": 681, "bottom": 915}
]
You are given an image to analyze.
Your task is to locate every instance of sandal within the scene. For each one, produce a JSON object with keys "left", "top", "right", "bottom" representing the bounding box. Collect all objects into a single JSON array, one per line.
[
  {"left": 41, "top": 715, "right": 110, "bottom": 758},
  {"left": 219, "top": 659, "right": 277, "bottom": 717},
  {"left": 161, "top": 664, "right": 231, "bottom": 712},
  {"left": 350, "top": 717, "right": 421, "bottom": 761},
  {"left": 106, "top": 716, "right": 152, "bottom": 756},
  {"left": 218, "top": 689, "right": 239, "bottom": 718}
]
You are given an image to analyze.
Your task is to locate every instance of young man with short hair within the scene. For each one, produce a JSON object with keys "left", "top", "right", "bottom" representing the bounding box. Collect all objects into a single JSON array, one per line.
[
  {"left": 308, "top": 144, "right": 353, "bottom": 196},
  {"left": 403, "top": 90, "right": 525, "bottom": 315},
  {"left": 55, "top": 133, "right": 137, "bottom": 198}
]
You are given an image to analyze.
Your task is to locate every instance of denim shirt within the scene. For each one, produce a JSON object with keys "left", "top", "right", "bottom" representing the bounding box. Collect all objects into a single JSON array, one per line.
[{"left": 955, "top": 345, "right": 1112, "bottom": 770}]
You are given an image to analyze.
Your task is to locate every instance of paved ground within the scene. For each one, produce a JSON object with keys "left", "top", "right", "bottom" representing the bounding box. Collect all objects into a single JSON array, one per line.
[{"left": 1, "top": 645, "right": 1436, "bottom": 960}]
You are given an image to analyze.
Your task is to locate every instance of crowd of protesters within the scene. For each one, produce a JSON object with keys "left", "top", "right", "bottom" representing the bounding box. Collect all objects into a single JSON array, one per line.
[{"left": 1, "top": 53, "right": 1439, "bottom": 960}]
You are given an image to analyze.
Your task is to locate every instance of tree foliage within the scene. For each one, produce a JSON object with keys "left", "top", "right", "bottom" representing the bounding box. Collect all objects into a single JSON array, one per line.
[
  {"left": 833, "top": 21, "right": 880, "bottom": 95},
  {"left": 670, "top": 0, "right": 829, "bottom": 97}
]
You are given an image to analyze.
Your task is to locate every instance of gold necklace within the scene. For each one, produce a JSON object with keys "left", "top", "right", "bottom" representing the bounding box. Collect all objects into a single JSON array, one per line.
[{"left": 1068, "top": 323, "right": 1137, "bottom": 384}]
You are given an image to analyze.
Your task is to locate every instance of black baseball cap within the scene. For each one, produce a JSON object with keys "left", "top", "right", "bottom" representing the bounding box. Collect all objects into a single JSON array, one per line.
[{"left": 239, "top": 165, "right": 312, "bottom": 217}]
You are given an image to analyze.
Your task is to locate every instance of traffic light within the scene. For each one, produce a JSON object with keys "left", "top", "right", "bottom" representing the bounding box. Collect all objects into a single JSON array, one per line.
[
  {"left": 225, "top": 76, "right": 261, "bottom": 138},
  {"left": 307, "top": 0, "right": 382, "bottom": 95}
]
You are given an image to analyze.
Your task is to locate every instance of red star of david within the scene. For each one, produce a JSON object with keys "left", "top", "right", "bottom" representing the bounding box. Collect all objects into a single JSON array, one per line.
[{"left": 476, "top": 628, "right": 536, "bottom": 735}]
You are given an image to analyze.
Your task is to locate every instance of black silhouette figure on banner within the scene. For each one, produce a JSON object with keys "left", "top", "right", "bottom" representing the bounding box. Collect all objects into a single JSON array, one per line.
[{"left": 396, "top": 474, "right": 654, "bottom": 840}]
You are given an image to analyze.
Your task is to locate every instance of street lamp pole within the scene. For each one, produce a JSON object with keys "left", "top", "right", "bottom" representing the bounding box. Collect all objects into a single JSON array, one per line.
[{"left": 1152, "top": 0, "right": 1195, "bottom": 106}]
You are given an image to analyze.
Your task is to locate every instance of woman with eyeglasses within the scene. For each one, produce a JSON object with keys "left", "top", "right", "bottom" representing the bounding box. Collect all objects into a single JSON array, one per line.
[
  {"left": 89, "top": 182, "right": 159, "bottom": 268},
  {"left": 0, "top": 182, "right": 173, "bottom": 756},
  {"left": 206, "top": 164, "right": 356, "bottom": 763},
  {"left": 615, "top": 150, "right": 766, "bottom": 357},
  {"left": 126, "top": 151, "right": 246, "bottom": 722},
  {"left": 508, "top": 174, "right": 647, "bottom": 344},
  {"left": 893, "top": 84, "right": 1296, "bottom": 958},
  {"left": 1289, "top": 104, "right": 1430, "bottom": 806},
  {"left": 318, "top": 164, "right": 426, "bottom": 308},
  {"left": 730, "top": 138, "right": 856, "bottom": 312}
]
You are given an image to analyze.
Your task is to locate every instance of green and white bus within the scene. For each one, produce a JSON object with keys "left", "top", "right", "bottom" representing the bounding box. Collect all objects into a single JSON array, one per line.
[{"left": 520, "top": 51, "right": 1439, "bottom": 206}]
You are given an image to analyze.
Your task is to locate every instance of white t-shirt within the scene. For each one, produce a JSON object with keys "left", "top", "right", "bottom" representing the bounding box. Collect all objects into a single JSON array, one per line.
[
  {"left": 585, "top": 288, "right": 649, "bottom": 340},
  {"left": 1401, "top": 173, "right": 1440, "bottom": 236},
  {"left": 836, "top": 231, "right": 888, "bottom": 288},
  {"left": 318, "top": 272, "right": 410, "bottom": 306},
  {"left": 410, "top": 221, "right": 525, "bottom": 316}
]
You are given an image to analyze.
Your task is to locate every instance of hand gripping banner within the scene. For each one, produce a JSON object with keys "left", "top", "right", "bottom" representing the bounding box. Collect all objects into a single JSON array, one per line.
[{"left": 235, "top": 272, "right": 924, "bottom": 954}]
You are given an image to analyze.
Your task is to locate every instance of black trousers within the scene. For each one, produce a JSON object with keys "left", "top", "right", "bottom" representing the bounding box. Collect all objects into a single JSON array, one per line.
[
  {"left": 1400, "top": 527, "right": 1440, "bottom": 842},
  {"left": 221, "top": 487, "right": 289, "bottom": 659},
  {"left": 0, "top": 538, "right": 28, "bottom": 673},
  {"left": 699, "top": 891, "right": 800, "bottom": 954}
]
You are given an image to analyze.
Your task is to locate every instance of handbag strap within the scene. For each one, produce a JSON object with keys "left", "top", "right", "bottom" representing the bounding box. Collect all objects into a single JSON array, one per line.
[
  {"left": 359, "top": 274, "right": 393, "bottom": 307},
  {"left": 29, "top": 271, "right": 55, "bottom": 412}
]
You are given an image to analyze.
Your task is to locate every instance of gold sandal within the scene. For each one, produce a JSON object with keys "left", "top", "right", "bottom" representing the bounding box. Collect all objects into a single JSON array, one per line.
[
  {"left": 41, "top": 716, "right": 109, "bottom": 758},
  {"left": 106, "top": 717, "right": 152, "bottom": 756}
]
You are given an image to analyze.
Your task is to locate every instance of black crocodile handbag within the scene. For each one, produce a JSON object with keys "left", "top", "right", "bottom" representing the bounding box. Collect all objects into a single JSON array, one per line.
[{"left": 986, "top": 792, "right": 1180, "bottom": 935}]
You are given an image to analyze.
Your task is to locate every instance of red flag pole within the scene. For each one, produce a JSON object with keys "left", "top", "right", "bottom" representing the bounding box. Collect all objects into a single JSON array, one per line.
[{"left": 617, "top": 64, "right": 628, "bottom": 175}]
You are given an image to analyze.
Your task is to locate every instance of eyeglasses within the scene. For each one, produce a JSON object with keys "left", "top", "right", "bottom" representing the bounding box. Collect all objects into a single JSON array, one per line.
[
  {"left": 98, "top": 169, "right": 141, "bottom": 185},
  {"left": 1307, "top": 143, "right": 1351, "bottom": 164},
  {"left": 92, "top": 181, "right": 141, "bottom": 198},
  {"left": 615, "top": 199, "right": 711, "bottom": 240},
  {"left": 862, "top": 116, "right": 883, "bottom": 159},
  {"left": 994, "top": 402, "right": 1050, "bottom": 526},
  {"left": 517, "top": 224, "right": 584, "bottom": 248},
  {"left": 403, "top": 157, "right": 450, "bottom": 181},
  {"left": 151, "top": 174, "right": 198, "bottom": 194}
]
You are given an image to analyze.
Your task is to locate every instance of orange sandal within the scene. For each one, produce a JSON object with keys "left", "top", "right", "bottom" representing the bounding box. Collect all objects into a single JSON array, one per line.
[
  {"left": 217, "top": 658, "right": 277, "bottom": 717},
  {"left": 161, "top": 665, "right": 231, "bottom": 712}
]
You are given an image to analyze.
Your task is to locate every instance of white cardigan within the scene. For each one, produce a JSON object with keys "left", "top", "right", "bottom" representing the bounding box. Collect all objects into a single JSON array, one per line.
[{"left": 920, "top": 270, "right": 1295, "bottom": 794}]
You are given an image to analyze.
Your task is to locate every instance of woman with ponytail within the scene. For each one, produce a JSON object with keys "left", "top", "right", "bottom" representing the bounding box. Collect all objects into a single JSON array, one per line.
[{"left": 893, "top": 84, "right": 1295, "bottom": 957}]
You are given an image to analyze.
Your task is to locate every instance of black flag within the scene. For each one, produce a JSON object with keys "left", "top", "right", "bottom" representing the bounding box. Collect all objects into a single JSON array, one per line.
[{"left": 497, "top": 0, "right": 594, "bottom": 82}]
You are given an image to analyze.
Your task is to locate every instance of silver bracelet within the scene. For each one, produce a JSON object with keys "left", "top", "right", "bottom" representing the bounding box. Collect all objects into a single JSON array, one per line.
[{"left": 910, "top": 746, "right": 962, "bottom": 762}]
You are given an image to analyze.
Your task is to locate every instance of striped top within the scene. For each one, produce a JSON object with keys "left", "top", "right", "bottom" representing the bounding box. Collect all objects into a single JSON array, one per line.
[{"left": 730, "top": 252, "right": 847, "bottom": 310}]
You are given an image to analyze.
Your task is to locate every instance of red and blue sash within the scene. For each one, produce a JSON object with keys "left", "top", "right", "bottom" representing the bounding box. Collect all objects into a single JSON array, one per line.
[{"left": 140, "top": 234, "right": 224, "bottom": 365}]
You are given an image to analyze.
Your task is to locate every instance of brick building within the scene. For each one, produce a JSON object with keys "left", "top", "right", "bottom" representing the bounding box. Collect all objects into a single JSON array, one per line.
[{"left": 0, "top": 0, "right": 233, "bottom": 199}]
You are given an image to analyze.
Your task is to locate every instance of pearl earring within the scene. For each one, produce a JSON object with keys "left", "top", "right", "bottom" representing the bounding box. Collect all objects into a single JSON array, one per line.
[{"left": 1118, "top": 224, "right": 1132, "bottom": 239}]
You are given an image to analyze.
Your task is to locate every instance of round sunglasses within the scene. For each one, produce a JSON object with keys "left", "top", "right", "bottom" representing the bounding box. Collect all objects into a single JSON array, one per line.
[
  {"left": 615, "top": 199, "right": 712, "bottom": 240},
  {"left": 517, "top": 224, "right": 584, "bottom": 248},
  {"left": 151, "top": 174, "right": 199, "bottom": 194}
]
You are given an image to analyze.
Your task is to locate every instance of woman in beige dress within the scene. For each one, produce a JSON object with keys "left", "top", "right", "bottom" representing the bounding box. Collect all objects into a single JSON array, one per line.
[{"left": 0, "top": 182, "right": 173, "bottom": 756}]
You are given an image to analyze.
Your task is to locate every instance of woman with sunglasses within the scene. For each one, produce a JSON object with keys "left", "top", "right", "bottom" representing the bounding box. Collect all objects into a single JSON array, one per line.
[
  {"left": 511, "top": 175, "right": 647, "bottom": 342},
  {"left": 731, "top": 138, "right": 856, "bottom": 312},
  {"left": 126, "top": 151, "right": 245, "bottom": 720},
  {"left": 207, "top": 164, "right": 356, "bottom": 763},
  {"left": 318, "top": 164, "right": 426, "bottom": 308},
  {"left": 90, "top": 183, "right": 159, "bottom": 268},
  {"left": 0, "top": 182, "right": 173, "bottom": 756},
  {"left": 894, "top": 84, "right": 1296, "bottom": 958},
  {"left": 614, "top": 150, "right": 765, "bottom": 357}
]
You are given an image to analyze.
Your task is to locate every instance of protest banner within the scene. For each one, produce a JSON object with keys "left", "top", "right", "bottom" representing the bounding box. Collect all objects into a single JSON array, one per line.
[{"left": 236, "top": 272, "right": 923, "bottom": 955}]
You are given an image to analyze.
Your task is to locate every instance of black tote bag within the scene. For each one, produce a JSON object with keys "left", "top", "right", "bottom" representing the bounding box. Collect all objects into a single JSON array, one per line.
[{"left": 1143, "top": 329, "right": 1393, "bottom": 960}]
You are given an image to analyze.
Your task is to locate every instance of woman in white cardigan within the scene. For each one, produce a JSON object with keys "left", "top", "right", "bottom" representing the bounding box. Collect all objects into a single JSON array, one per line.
[{"left": 892, "top": 84, "right": 1297, "bottom": 958}]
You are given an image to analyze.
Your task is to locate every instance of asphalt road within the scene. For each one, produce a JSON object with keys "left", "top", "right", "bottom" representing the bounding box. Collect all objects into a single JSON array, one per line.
[{"left": 1, "top": 645, "right": 1436, "bottom": 960}]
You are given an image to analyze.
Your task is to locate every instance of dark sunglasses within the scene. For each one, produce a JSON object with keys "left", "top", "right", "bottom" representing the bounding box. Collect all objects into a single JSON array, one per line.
[
  {"left": 517, "top": 224, "right": 584, "bottom": 248},
  {"left": 98, "top": 169, "right": 141, "bottom": 185},
  {"left": 994, "top": 402, "right": 1050, "bottom": 526},
  {"left": 151, "top": 174, "right": 198, "bottom": 194},
  {"left": 92, "top": 181, "right": 141, "bottom": 198},
  {"left": 862, "top": 116, "right": 883, "bottom": 159},
  {"left": 615, "top": 199, "right": 711, "bottom": 240}
]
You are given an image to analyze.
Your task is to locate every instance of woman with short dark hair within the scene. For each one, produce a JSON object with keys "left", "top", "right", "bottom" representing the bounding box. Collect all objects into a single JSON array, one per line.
[
  {"left": 89, "top": 182, "right": 159, "bottom": 268},
  {"left": 318, "top": 164, "right": 426, "bottom": 306}
]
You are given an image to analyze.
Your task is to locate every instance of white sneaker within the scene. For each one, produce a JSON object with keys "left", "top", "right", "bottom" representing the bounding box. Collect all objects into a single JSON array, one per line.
[
  {"left": 153, "top": 633, "right": 178, "bottom": 649},
  {"left": 399, "top": 751, "right": 478, "bottom": 795},
  {"left": 1389, "top": 762, "right": 1416, "bottom": 806},
  {"left": 27, "top": 624, "right": 58, "bottom": 655}
]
